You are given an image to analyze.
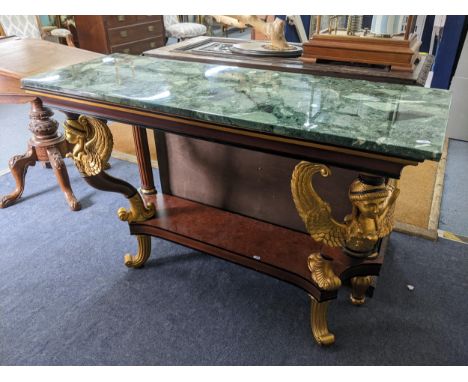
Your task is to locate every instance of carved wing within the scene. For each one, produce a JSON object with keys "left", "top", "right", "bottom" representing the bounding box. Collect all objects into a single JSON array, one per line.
[
  {"left": 291, "top": 162, "right": 346, "bottom": 248},
  {"left": 378, "top": 180, "right": 400, "bottom": 238},
  {"left": 78, "top": 116, "right": 113, "bottom": 176}
]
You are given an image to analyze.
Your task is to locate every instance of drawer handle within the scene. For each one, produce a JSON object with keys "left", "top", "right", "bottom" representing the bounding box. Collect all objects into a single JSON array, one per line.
[
  {"left": 120, "top": 30, "right": 128, "bottom": 38},
  {"left": 117, "top": 16, "right": 126, "bottom": 22},
  {"left": 148, "top": 25, "right": 155, "bottom": 32},
  {"left": 123, "top": 48, "right": 130, "bottom": 54},
  {"left": 149, "top": 41, "right": 156, "bottom": 48}
]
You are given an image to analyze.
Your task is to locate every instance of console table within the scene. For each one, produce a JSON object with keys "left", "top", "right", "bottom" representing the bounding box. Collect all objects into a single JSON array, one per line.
[{"left": 21, "top": 54, "right": 450, "bottom": 346}]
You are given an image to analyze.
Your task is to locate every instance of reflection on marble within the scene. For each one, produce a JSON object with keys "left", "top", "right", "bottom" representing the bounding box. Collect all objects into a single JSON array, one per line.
[{"left": 22, "top": 54, "right": 451, "bottom": 161}]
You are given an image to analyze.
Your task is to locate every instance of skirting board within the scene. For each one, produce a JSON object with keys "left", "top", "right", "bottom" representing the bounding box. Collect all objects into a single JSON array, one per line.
[
  {"left": 394, "top": 138, "right": 449, "bottom": 240},
  {"left": 111, "top": 150, "right": 158, "bottom": 169}
]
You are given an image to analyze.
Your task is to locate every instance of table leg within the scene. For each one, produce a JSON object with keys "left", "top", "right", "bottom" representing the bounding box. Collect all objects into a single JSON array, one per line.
[
  {"left": 0, "top": 98, "right": 80, "bottom": 211},
  {"left": 46, "top": 146, "right": 81, "bottom": 211},
  {"left": 291, "top": 161, "right": 400, "bottom": 345},
  {"left": 64, "top": 113, "right": 156, "bottom": 267},
  {"left": 132, "top": 125, "right": 156, "bottom": 195},
  {"left": 309, "top": 296, "right": 335, "bottom": 346},
  {"left": 350, "top": 276, "right": 373, "bottom": 305},
  {"left": 0, "top": 146, "right": 37, "bottom": 208}
]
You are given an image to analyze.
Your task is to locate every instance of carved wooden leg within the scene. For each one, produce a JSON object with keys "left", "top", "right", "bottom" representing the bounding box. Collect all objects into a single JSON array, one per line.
[
  {"left": 1, "top": 97, "right": 82, "bottom": 211},
  {"left": 0, "top": 146, "right": 37, "bottom": 208},
  {"left": 64, "top": 114, "right": 156, "bottom": 267},
  {"left": 132, "top": 125, "right": 156, "bottom": 195},
  {"left": 46, "top": 146, "right": 81, "bottom": 211},
  {"left": 350, "top": 276, "right": 373, "bottom": 305},
  {"left": 309, "top": 295, "right": 335, "bottom": 346}
]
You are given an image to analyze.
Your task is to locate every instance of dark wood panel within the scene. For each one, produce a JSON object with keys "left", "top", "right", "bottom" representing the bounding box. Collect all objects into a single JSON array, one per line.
[
  {"left": 74, "top": 16, "right": 109, "bottom": 53},
  {"left": 107, "top": 21, "right": 163, "bottom": 46},
  {"left": 136, "top": 15, "right": 162, "bottom": 22},
  {"left": 74, "top": 16, "right": 165, "bottom": 55},
  {"left": 110, "top": 37, "right": 164, "bottom": 55},
  {"left": 104, "top": 15, "right": 138, "bottom": 28}
]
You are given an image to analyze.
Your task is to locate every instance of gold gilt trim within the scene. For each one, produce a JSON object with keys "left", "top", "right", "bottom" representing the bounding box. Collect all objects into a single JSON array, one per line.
[
  {"left": 350, "top": 276, "right": 373, "bottom": 305},
  {"left": 64, "top": 116, "right": 112, "bottom": 176},
  {"left": 118, "top": 193, "right": 156, "bottom": 223},
  {"left": 292, "top": 161, "right": 400, "bottom": 258},
  {"left": 309, "top": 295, "right": 335, "bottom": 346},
  {"left": 308, "top": 253, "right": 341, "bottom": 291},
  {"left": 25, "top": 90, "right": 417, "bottom": 166},
  {"left": 124, "top": 235, "right": 152, "bottom": 268}
]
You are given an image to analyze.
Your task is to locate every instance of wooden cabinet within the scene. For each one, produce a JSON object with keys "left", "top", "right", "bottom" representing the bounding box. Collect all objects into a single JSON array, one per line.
[{"left": 74, "top": 16, "right": 165, "bottom": 55}]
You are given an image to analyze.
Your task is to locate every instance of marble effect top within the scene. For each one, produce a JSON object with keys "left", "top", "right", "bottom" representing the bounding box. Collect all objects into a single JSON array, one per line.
[{"left": 22, "top": 53, "right": 451, "bottom": 161}]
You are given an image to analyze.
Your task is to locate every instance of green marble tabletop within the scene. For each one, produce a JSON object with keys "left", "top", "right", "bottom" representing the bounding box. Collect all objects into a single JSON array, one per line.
[{"left": 22, "top": 53, "right": 451, "bottom": 161}]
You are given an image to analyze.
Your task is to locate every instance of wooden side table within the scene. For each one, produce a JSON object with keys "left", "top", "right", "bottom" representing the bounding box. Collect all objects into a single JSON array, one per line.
[{"left": 0, "top": 37, "right": 102, "bottom": 210}]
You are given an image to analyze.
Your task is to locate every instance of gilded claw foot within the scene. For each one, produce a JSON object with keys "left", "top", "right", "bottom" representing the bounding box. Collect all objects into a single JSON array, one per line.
[
  {"left": 308, "top": 253, "right": 341, "bottom": 291},
  {"left": 124, "top": 235, "right": 152, "bottom": 268},
  {"left": 350, "top": 276, "right": 373, "bottom": 305},
  {"left": 310, "top": 296, "right": 335, "bottom": 346}
]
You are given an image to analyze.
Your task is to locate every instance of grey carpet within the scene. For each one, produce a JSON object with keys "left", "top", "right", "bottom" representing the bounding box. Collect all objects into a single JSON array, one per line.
[
  {"left": 1, "top": 158, "right": 467, "bottom": 365},
  {"left": 0, "top": 104, "right": 32, "bottom": 170},
  {"left": 439, "top": 139, "right": 468, "bottom": 237}
]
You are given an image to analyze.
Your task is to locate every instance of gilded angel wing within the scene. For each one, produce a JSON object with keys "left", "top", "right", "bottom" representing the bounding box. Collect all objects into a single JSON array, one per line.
[
  {"left": 378, "top": 180, "right": 400, "bottom": 238},
  {"left": 78, "top": 116, "right": 113, "bottom": 176},
  {"left": 291, "top": 162, "right": 346, "bottom": 248}
]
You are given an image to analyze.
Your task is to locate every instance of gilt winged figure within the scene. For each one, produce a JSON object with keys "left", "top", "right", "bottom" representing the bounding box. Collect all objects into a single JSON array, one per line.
[
  {"left": 291, "top": 162, "right": 399, "bottom": 257},
  {"left": 65, "top": 116, "right": 113, "bottom": 177}
]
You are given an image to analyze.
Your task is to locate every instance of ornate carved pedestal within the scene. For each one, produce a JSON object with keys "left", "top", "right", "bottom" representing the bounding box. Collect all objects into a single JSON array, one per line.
[{"left": 0, "top": 98, "right": 80, "bottom": 211}]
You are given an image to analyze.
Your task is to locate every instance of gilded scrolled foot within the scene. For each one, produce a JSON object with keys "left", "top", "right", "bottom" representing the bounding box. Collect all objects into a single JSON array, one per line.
[
  {"left": 350, "top": 276, "right": 373, "bottom": 305},
  {"left": 118, "top": 193, "right": 155, "bottom": 223},
  {"left": 124, "top": 235, "right": 152, "bottom": 268},
  {"left": 308, "top": 253, "right": 341, "bottom": 291},
  {"left": 310, "top": 295, "right": 335, "bottom": 346}
]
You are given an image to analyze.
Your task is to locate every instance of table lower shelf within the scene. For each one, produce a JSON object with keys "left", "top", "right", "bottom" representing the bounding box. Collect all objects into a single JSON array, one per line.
[{"left": 130, "top": 194, "right": 384, "bottom": 301}]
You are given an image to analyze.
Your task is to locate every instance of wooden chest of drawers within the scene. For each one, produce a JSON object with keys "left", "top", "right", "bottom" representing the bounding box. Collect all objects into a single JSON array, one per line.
[{"left": 74, "top": 15, "right": 165, "bottom": 55}]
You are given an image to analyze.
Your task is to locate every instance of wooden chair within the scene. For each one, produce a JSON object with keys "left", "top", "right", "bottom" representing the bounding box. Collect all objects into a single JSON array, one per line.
[{"left": 163, "top": 15, "right": 207, "bottom": 42}]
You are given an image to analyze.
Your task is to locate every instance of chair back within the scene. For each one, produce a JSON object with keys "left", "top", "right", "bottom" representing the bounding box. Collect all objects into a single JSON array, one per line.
[
  {"left": 163, "top": 15, "right": 180, "bottom": 28},
  {"left": 0, "top": 15, "right": 41, "bottom": 38}
]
